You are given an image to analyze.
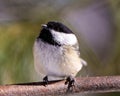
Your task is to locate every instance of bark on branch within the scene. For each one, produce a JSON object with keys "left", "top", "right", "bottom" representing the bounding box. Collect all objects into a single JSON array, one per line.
[{"left": 0, "top": 76, "right": 120, "bottom": 96}]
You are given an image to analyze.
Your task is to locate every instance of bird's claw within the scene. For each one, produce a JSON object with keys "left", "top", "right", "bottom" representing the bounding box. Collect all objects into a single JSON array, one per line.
[
  {"left": 65, "top": 76, "right": 75, "bottom": 91},
  {"left": 43, "top": 76, "right": 48, "bottom": 86}
]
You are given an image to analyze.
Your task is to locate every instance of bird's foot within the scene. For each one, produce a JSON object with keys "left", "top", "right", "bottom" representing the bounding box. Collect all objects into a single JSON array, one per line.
[
  {"left": 43, "top": 76, "right": 48, "bottom": 86},
  {"left": 65, "top": 76, "right": 75, "bottom": 91}
]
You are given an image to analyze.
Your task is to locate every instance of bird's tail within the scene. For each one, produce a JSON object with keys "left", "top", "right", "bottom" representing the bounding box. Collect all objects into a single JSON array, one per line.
[{"left": 80, "top": 58, "right": 87, "bottom": 66}]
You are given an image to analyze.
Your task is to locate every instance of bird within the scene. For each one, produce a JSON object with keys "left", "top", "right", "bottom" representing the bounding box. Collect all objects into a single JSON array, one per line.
[{"left": 33, "top": 21, "right": 87, "bottom": 88}]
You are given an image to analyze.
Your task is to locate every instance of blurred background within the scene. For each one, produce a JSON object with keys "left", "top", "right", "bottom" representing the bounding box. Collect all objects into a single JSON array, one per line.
[{"left": 0, "top": 0, "right": 120, "bottom": 96}]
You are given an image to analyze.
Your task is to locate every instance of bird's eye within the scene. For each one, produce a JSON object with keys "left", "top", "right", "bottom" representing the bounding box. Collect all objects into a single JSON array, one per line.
[{"left": 47, "top": 24, "right": 53, "bottom": 29}]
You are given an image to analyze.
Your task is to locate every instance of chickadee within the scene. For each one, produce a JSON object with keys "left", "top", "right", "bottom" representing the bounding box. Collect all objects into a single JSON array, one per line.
[{"left": 33, "top": 21, "right": 87, "bottom": 88}]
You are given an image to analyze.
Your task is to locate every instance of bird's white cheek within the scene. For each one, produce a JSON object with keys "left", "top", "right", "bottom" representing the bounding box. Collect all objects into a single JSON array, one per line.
[
  {"left": 64, "top": 34, "right": 77, "bottom": 45},
  {"left": 51, "top": 30, "right": 77, "bottom": 45}
]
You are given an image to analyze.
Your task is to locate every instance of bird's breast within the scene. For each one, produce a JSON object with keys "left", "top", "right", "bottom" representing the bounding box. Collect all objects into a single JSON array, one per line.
[{"left": 33, "top": 39, "right": 82, "bottom": 78}]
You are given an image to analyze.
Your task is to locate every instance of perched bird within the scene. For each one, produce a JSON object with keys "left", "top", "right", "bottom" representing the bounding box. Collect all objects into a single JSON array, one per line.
[{"left": 33, "top": 21, "right": 87, "bottom": 88}]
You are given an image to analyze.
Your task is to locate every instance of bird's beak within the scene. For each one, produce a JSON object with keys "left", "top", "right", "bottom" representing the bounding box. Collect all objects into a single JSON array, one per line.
[{"left": 41, "top": 24, "right": 47, "bottom": 28}]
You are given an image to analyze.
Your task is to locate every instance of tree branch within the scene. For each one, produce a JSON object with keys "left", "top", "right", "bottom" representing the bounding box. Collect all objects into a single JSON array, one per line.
[{"left": 0, "top": 76, "right": 120, "bottom": 96}]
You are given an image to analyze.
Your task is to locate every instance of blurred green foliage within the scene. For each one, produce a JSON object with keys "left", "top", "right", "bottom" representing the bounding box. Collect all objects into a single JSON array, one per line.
[{"left": 0, "top": 22, "right": 38, "bottom": 84}]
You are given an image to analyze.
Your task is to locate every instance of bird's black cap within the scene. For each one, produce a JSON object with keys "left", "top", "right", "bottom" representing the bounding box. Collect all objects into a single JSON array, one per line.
[{"left": 46, "top": 21, "right": 73, "bottom": 34}]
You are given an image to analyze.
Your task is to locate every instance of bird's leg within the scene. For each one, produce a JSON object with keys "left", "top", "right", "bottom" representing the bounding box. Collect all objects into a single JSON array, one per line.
[
  {"left": 65, "top": 76, "right": 75, "bottom": 91},
  {"left": 43, "top": 76, "right": 48, "bottom": 86}
]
